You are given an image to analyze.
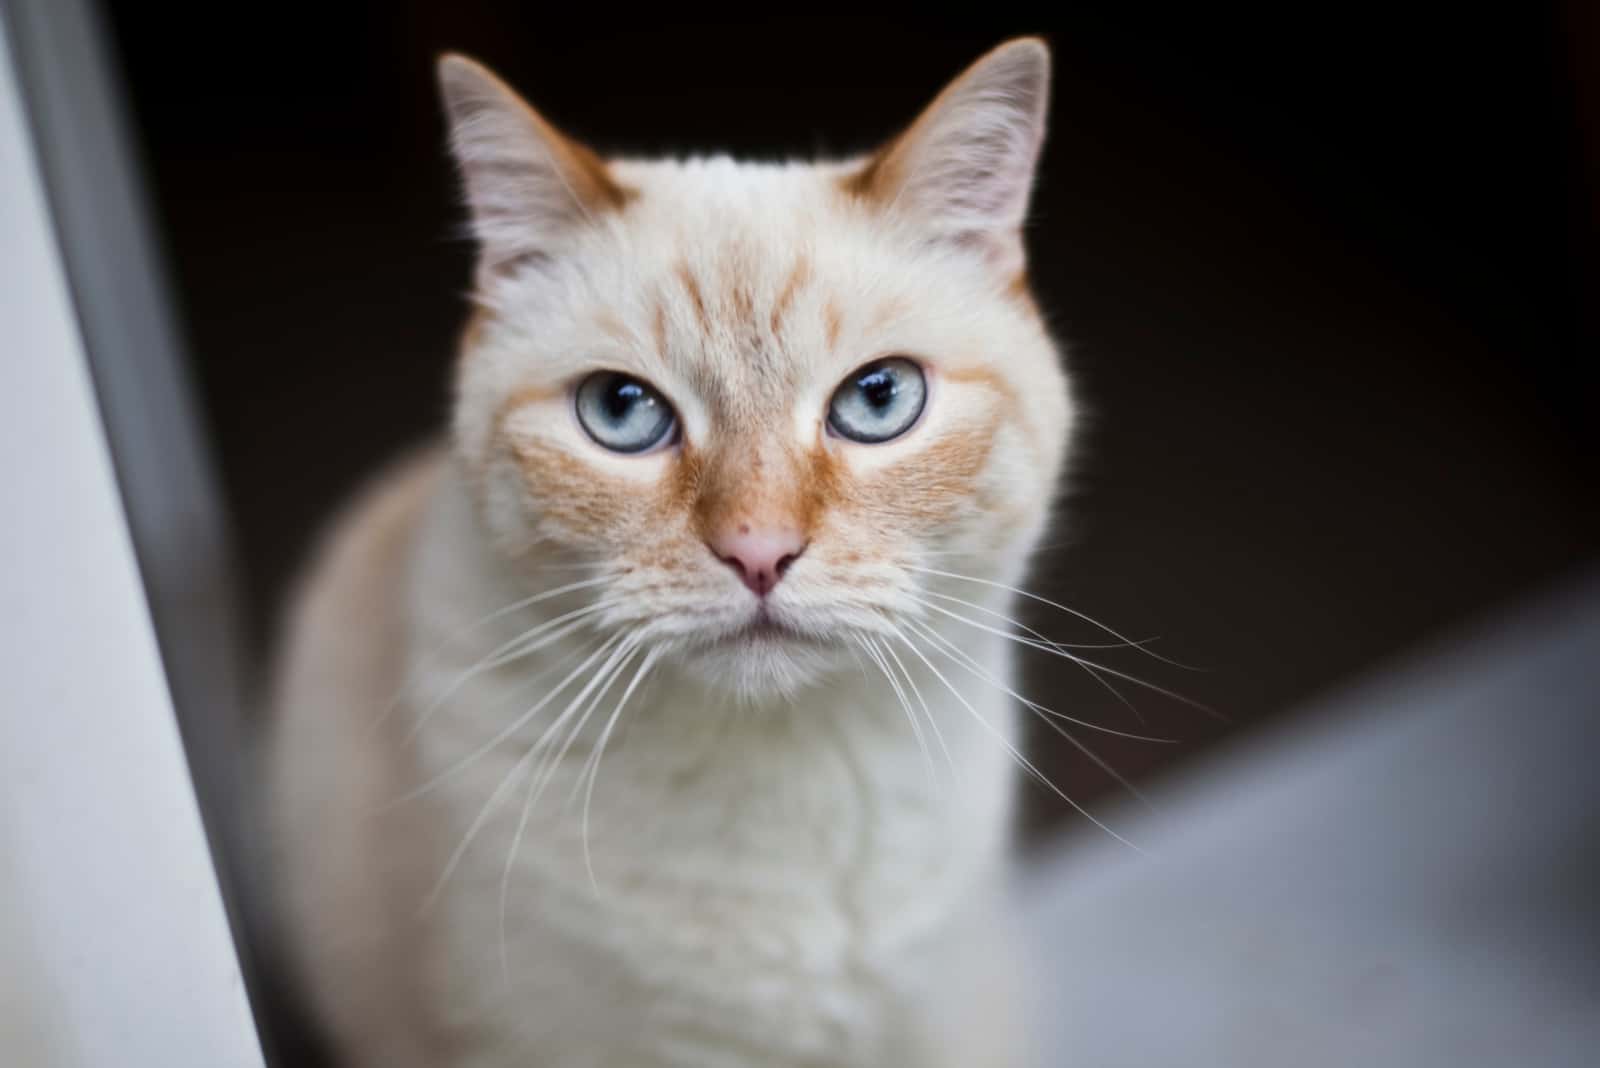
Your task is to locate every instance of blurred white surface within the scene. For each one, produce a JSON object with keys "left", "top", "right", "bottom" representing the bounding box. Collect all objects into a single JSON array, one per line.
[
  {"left": 1022, "top": 573, "right": 1600, "bottom": 1067},
  {"left": 0, "top": 16, "right": 264, "bottom": 1067}
]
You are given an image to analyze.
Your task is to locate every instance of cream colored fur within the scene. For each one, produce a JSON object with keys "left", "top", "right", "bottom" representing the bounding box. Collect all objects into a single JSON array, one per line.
[{"left": 270, "top": 38, "right": 1072, "bottom": 1067}]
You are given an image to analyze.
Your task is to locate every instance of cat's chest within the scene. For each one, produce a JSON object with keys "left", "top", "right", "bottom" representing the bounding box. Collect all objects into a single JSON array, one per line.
[
  {"left": 430, "top": 742, "right": 971, "bottom": 1067},
  {"left": 433, "top": 684, "right": 982, "bottom": 962},
  {"left": 415, "top": 644, "right": 1016, "bottom": 1064}
]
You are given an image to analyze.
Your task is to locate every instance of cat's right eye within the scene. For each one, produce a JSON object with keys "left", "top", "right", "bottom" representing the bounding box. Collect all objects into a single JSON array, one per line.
[
  {"left": 826, "top": 357, "right": 927, "bottom": 444},
  {"left": 574, "top": 372, "right": 678, "bottom": 454}
]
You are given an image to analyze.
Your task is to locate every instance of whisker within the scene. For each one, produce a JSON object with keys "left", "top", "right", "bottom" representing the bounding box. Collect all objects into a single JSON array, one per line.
[
  {"left": 422, "top": 748, "right": 532, "bottom": 918},
  {"left": 911, "top": 590, "right": 1149, "bottom": 723},
  {"left": 902, "top": 617, "right": 1158, "bottom": 811},
  {"left": 498, "top": 637, "right": 640, "bottom": 980},
  {"left": 498, "top": 756, "right": 540, "bottom": 987},
  {"left": 857, "top": 635, "right": 936, "bottom": 786},
  {"left": 521, "top": 561, "right": 613, "bottom": 571},
  {"left": 1056, "top": 653, "right": 1222, "bottom": 720},
  {"left": 890, "top": 627, "right": 1145, "bottom": 854},
  {"left": 915, "top": 540, "right": 1077, "bottom": 557},
  {"left": 423, "top": 636, "right": 635, "bottom": 910},
  {"left": 910, "top": 596, "right": 1220, "bottom": 720},
  {"left": 518, "top": 637, "right": 641, "bottom": 824},
  {"left": 905, "top": 565, "right": 1202, "bottom": 671},
  {"left": 477, "top": 597, "right": 624, "bottom": 672},
  {"left": 391, "top": 632, "right": 623, "bottom": 808},
  {"left": 908, "top": 607, "right": 1184, "bottom": 741},
  {"left": 920, "top": 589, "right": 1160, "bottom": 651},
  {"left": 367, "top": 574, "right": 615, "bottom": 736},
  {"left": 878, "top": 634, "right": 958, "bottom": 784},
  {"left": 401, "top": 598, "right": 621, "bottom": 745},
  {"left": 577, "top": 645, "right": 661, "bottom": 893}
]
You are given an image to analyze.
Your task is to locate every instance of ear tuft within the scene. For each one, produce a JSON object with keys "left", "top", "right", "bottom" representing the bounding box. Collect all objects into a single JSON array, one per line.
[
  {"left": 436, "top": 54, "right": 630, "bottom": 278},
  {"left": 844, "top": 38, "right": 1051, "bottom": 270}
]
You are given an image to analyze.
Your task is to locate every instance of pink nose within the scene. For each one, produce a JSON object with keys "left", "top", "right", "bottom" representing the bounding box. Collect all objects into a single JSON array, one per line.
[{"left": 709, "top": 526, "right": 806, "bottom": 597}]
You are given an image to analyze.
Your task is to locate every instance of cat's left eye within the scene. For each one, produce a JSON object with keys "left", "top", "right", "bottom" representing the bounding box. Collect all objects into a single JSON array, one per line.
[
  {"left": 574, "top": 372, "right": 678, "bottom": 453},
  {"left": 827, "top": 357, "right": 927, "bottom": 444}
]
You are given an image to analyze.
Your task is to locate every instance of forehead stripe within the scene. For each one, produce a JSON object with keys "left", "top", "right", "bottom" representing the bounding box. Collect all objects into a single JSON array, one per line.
[
  {"left": 675, "top": 261, "right": 712, "bottom": 337},
  {"left": 769, "top": 255, "right": 813, "bottom": 339}
]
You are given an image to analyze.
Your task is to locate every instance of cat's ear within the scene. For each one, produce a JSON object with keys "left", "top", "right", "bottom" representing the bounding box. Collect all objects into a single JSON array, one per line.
[
  {"left": 437, "top": 54, "right": 630, "bottom": 278},
  {"left": 843, "top": 38, "right": 1050, "bottom": 273}
]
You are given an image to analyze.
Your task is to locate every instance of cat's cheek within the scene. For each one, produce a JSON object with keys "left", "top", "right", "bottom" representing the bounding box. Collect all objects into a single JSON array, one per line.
[
  {"left": 849, "top": 414, "right": 1001, "bottom": 528},
  {"left": 469, "top": 450, "right": 549, "bottom": 560},
  {"left": 492, "top": 435, "right": 655, "bottom": 552}
]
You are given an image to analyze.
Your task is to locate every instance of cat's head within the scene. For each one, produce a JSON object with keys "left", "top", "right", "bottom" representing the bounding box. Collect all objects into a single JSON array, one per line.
[{"left": 441, "top": 39, "right": 1073, "bottom": 698}]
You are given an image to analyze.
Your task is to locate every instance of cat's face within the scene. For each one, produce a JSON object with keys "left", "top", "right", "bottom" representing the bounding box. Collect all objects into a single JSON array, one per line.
[{"left": 443, "top": 40, "right": 1072, "bottom": 698}]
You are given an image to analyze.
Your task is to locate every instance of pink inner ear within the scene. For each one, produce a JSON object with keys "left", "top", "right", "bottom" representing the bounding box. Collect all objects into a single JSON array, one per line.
[
  {"left": 861, "top": 40, "right": 1050, "bottom": 249},
  {"left": 944, "top": 227, "right": 1028, "bottom": 274},
  {"left": 438, "top": 54, "right": 631, "bottom": 282}
]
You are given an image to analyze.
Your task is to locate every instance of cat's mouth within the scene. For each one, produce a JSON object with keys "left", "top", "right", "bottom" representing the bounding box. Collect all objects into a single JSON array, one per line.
[
  {"left": 706, "top": 610, "right": 822, "bottom": 650},
  {"left": 673, "top": 608, "right": 846, "bottom": 697}
]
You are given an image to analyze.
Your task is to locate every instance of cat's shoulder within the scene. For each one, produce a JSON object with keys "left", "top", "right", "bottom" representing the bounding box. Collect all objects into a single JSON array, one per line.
[{"left": 277, "top": 442, "right": 447, "bottom": 662}]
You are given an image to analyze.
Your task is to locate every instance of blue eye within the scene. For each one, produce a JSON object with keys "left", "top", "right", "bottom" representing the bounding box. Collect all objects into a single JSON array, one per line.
[
  {"left": 574, "top": 372, "right": 677, "bottom": 453},
  {"left": 827, "top": 357, "right": 927, "bottom": 444}
]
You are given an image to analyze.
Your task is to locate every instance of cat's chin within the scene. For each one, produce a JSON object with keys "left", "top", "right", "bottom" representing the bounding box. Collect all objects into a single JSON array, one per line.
[{"left": 676, "top": 626, "right": 850, "bottom": 702}]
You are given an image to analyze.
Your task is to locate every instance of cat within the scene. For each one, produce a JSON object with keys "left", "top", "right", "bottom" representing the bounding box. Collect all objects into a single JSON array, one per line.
[{"left": 268, "top": 36, "right": 1073, "bottom": 1067}]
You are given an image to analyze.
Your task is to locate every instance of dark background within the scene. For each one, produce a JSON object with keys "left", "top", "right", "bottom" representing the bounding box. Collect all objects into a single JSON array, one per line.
[{"left": 106, "top": 5, "right": 1598, "bottom": 836}]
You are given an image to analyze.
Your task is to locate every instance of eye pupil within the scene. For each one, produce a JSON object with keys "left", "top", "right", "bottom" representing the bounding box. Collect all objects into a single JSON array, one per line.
[
  {"left": 605, "top": 380, "right": 643, "bottom": 420},
  {"left": 859, "top": 371, "right": 896, "bottom": 410}
]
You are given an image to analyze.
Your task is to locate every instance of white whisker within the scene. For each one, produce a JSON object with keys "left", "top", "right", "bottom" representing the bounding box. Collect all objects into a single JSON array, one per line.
[
  {"left": 498, "top": 637, "right": 640, "bottom": 981},
  {"left": 879, "top": 634, "right": 958, "bottom": 784},
  {"left": 477, "top": 597, "right": 624, "bottom": 672},
  {"left": 400, "top": 599, "right": 621, "bottom": 746},
  {"left": 499, "top": 763, "right": 539, "bottom": 987},
  {"left": 367, "top": 574, "right": 614, "bottom": 736},
  {"left": 902, "top": 617, "right": 1157, "bottom": 811},
  {"left": 518, "top": 638, "right": 641, "bottom": 825},
  {"left": 914, "top": 590, "right": 1158, "bottom": 722},
  {"left": 910, "top": 596, "right": 1218, "bottom": 719},
  {"left": 914, "top": 541, "right": 1076, "bottom": 558},
  {"left": 906, "top": 564, "right": 1201, "bottom": 671},
  {"left": 421, "top": 750, "right": 531, "bottom": 917},
  {"left": 578, "top": 646, "right": 661, "bottom": 893},
  {"left": 902, "top": 607, "right": 1177, "bottom": 741},
  {"left": 514, "top": 637, "right": 633, "bottom": 792},
  {"left": 921, "top": 589, "right": 1158, "bottom": 651},
  {"left": 890, "top": 626, "right": 1145, "bottom": 854},
  {"left": 391, "top": 632, "right": 622, "bottom": 807},
  {"left": 857, "top": 635, "right": 935, "bottom": 785},
  {"left": 422, "top": 635, "right": 634, "bottom": 916}
]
